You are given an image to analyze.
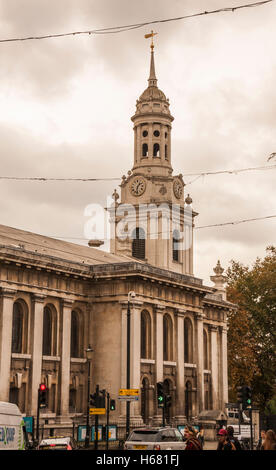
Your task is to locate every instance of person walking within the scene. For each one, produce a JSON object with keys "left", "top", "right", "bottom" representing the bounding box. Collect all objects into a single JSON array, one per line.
[
  {"left": 226, "top": 426, "right": 242, "bottom": 450},
  {"left": 217, "top": 429, "right": 236, "bottom": 451},
  {"left": 197, "top": 426, "right": 205, "bottom": 449},
  {"left": 256, "top": 430, "right": 266, "bottom": 450},
  {"left": 262, "top": 429, "right": 276, "bottom": 450},
  {"left": 183, "top": 425, "right": 202, "bottom": 450}
]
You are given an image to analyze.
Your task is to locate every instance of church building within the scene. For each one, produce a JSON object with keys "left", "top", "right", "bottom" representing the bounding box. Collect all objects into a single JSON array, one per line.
[{"left": 0, "top": 40, "right": 235, "bottom": 434}]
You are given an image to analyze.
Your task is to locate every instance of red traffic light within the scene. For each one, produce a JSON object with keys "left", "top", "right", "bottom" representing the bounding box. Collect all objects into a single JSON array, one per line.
[{"left": 39, "top": 383, "right": 46, "bottom": 391}]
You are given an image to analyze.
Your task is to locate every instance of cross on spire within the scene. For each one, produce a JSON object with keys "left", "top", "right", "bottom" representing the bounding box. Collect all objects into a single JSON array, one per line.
[{"left": 144, "top": 31, "right": 158, "bottom": 87}]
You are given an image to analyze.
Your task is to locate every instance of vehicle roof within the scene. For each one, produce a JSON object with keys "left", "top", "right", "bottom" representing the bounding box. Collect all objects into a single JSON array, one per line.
[
  {"left": 39, "top": 437, "right": 71, "bottom": 445},
  {"left": 130, "top": 427, "right": 177, "bottom": 431},
  {"left": 0, "top": 402, "right": 22, "bottom": 416}
]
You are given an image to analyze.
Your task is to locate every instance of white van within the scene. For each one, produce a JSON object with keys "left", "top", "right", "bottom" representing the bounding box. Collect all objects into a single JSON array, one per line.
[{"left": 0, "top": 402, "right": 27, "bottom": 450}]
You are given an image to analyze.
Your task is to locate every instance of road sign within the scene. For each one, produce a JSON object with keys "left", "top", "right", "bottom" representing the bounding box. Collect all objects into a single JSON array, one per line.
[
  {"left": 89, "top": 408, "right": 106, "bottom": 415},
  {"left": 118, "top": 395, "right": 139, "bottom": 401},
  {"left": 119, "top": 389, "right": 139, "bottom": 396}
]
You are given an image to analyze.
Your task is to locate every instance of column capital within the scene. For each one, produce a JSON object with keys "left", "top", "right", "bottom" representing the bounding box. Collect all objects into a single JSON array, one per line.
[
  {"left": 31, "top": 293, "right": 46, "bottom": 303},
  {"left": 195, "top": 312, "right": 204, "bottom": 321},
  {"left": 218, "top": 325, "right": 227, "bottom": 334},
  {"left": 154, "top": 304, "right": 166, "bottom": 314},
  {"left": 119, "top": 300, "right": 143, "bottom": 310},
  {"left": 62, "top": 298, "right": 74, "bottom": 309},
  {"left": 209, "top": 324, "right": 218, "bottom": 332},
  {"left": 175, "top": 308, "right": 186, "bottom": 317},
  {"left": 1, "top": 287, "right": 17, "bottom": 298}
]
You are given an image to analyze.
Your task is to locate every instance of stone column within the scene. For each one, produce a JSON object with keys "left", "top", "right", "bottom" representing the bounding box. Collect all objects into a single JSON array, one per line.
[
  {"left": 210, "top": 325, "right": 219, "bottom": 410},
  {"left": 149, "top": 123, "right": 153, "bottom": 158},
  {"left": 175, "top": 309, "right": 186, "bottom": 423},
  {"left": 30, "top": 294, "right": 45, "bottom": 416},
  {"left": 0, "top": 288, "right": 16, "bottom": 401},
  {"left": 196, "top": 313, "right": 204, "bottom": 414},
  {"left": 220, "top": 325, "right": 228, "bottom": 408},
  {"left": 130, "top": 301, "right": 143, "bottom": 420},
  {"left": 59, "top": 299, "right": 73, "bottom": 420},
  {"left": 152, "top": 305, "right": 165, "bottom": 425},
  {"left": 119, "top": 300, "right": 143, "bottom": 425}
]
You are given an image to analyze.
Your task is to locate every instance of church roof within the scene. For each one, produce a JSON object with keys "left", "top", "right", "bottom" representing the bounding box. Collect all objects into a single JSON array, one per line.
[{"left": 0, "top": 223, "right": 135, "bottom": 268}]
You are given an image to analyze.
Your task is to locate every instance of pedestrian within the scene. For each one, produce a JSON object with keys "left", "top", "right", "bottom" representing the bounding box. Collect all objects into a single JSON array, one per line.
[
  {"left": 256, "top": 430, "right": 266, "bottom": 450},
  {"left": 196, "top": 426, "right": 205, "bottom": 449},
  {"left": 183, "top": 425, "right": 202, "bottom": 450},
  {"left": 216, "top": 429, "right": 236, "bottom": 451},
  {"left": 262, "top": 429, "right": 276, "bottom": 450},
  {"left": 227, "top": 425, "right": 242, "bottom": 450}
]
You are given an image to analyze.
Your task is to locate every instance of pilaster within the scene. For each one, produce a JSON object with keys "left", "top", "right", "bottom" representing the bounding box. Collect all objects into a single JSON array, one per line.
[{"left": 0, "top": 288, "right": 17, "bottom": 401}]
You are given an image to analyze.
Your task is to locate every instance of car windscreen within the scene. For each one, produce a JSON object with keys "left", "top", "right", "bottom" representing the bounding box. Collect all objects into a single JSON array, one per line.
[
  {"left": 127, "top": 430, "right": 160, "bottom": 442},
  {"left": 38, "top": 444, "right": 68, "bottom": 450}
]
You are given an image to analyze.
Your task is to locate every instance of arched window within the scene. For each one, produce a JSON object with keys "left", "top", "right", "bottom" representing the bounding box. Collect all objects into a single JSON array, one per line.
[
  {"left": 141, "top": 377, "right": 149, "bottom": 424},
  {"left": 42, "top": 306, "right": 57, "bottom": 356},
  {"left": 141, "top": 310, "right": 151, "bottom": 359},
  {"left": 142, "top": 143, "right": 148, "bottom": 157},
  {"left": 184, "top": 318, "right": 193, "bottom": 363},
  {"left": 12, "top": 302, "right": 24, "bottom": 353},
  {"left": 163, "top": 314, "right": 173, "bottom": 361},
  {"left": 203, "top": 330, "right": 209, "bottom": 370},
  {"left": 165, "top": 144, "right": 168, "bottom": 160},
  {"left": 132, "top": 227, "right": 146, "bottom": 260},
  {"left": 172, "top": 229, "right": 180, "bottom": 262},
  {"left": 71, "top": 311, "right": 80, "bottom": 358},
  {"left": 153, "top": 143, "right": 160, "bottom": 157},
  {"left": 185, "top": 381, "right": 192, "bottom": 420}
]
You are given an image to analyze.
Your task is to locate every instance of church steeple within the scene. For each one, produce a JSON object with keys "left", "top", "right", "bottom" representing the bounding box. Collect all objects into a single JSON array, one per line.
[
  {"left": 131, "top": 37, "right": 174, "bottom": 176},
  {"left": 148, "top": 45, "right": 157, "bottom": 87}
]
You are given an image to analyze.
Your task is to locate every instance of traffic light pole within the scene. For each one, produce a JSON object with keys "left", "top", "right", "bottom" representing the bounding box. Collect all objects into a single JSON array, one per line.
[
  {"left": 36, "top": 389, "right": 40, "bottom": 442},
  {"left": 95, "top": 385, "right": 99, "bottom": 450},
  {"left": 85, "top": 359, "right": 91, "bottom": 448},
  {"left": 126, "top": 299, "right": 131, "bottom": 439},
  {"left": 106, "top": 392, "right": 110, "bottom": 451}
]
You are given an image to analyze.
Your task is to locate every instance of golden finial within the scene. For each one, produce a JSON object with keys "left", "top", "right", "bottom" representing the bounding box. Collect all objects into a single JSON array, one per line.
[{"left": 144, "top": 30, "right": 158, "bottom": 49}]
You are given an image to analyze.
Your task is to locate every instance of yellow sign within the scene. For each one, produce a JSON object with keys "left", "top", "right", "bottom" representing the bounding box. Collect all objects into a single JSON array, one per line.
[
  {"left": 89, "top": 408, "right": 106, "bottom": 415},
  {"left": 119, "top": 389, "right": 139, "bottom": 396}
]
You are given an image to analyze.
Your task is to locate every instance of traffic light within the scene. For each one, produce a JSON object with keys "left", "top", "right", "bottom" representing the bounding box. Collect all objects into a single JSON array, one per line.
[
  {"left": 38, "top": 383, "right": 47, "bottom": 409},
  {"left": 244, "top": 386, "right": 252, "bottom": 409},
  {"left": 110, "top": 399, "right": 116, "bottom": 411},
  {"left": 99, "top": 389, "right": 106, "bottom": 408},
  {"left": 156, "top": 382, "right": 164, "bottom": 408},
  {"left": 237, "top": 385, "right": 252, "bottom": 410},
  {"left": 237, "top": 386, "right": 244, "bottom": 405},
  {"left": 90, "top": 392, "right": 98, "bottom": 407},
  {"left": 165, "top": 394, "right": 172, "bottom": 408}
]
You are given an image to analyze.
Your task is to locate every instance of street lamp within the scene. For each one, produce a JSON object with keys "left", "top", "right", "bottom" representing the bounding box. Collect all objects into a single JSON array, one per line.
[
  {"left": 126, "top": 291, "right": 136, "bottom": 439},
  {"left": 85, "top": 345, "right": 94, "bottom": 448}
]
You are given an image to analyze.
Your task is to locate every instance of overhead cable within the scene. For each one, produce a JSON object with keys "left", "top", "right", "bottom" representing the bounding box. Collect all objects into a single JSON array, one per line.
[{"left": 0, "top": 0, "right": 273, "bottom": 43}]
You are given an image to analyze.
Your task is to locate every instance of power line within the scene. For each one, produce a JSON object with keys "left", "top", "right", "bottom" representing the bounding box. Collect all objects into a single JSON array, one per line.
[
  {"left": 0, "top": 0, "right": 273, "bottom": 44},
  {"left": 0, "top": 164, "right": 275, "bottom": 183},
  {"left": 196, "top": 214, "right": 276, "bottom": 229},
  {"left": 48, "top": 214, "right": 276, "bottom": 241}
]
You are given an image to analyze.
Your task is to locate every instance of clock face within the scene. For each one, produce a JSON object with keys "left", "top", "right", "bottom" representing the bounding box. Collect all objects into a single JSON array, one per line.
[
  {"left": 173, "top": 179, "right": 183, "bottom": 199},
  {"left": 130, "top": 176, "right": 147, "bottom": 196}
]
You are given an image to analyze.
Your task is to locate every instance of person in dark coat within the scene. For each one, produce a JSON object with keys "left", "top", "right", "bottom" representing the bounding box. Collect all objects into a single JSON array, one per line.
[
  {"left": 227, "top": 426, "right": 242, "bottom": 450},
  {"left": 217, "top": 429, "right": 235, "bottom": 451},
  {"left": 183, "top": 425, "right": 202, "bottom": 450}
]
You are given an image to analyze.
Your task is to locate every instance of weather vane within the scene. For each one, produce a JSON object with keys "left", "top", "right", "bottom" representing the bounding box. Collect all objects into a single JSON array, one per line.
[{"left": 144, "top": 30, "right": 158, "bottom": 49}]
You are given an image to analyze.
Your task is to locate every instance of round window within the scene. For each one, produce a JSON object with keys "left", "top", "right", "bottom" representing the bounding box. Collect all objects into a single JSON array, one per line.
[
  {"left": 142, "top": 130, "right": 148, "bottom": 137},
  {"left": 153, "top": 130, "right": 160, "bottom": 137}
]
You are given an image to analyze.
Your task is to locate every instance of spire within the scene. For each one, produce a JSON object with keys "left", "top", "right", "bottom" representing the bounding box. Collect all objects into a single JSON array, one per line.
[{"left": 145, "top": 31, "right": 158, "bottom": 87}]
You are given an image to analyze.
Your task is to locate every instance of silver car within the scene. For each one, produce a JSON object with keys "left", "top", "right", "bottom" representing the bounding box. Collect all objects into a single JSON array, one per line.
[{"left": 124, "top": 427, "right": 186, "bottom": 450}]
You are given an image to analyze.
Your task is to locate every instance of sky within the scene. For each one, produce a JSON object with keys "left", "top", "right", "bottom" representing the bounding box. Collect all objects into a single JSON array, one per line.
[{"left": 0, "top": 0, "right": 275, "bottom": 286}]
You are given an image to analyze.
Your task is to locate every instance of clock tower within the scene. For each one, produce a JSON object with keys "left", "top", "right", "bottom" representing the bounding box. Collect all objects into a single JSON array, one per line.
[{"left": 110, "top": 37, "right": 196, "bottom": 275}]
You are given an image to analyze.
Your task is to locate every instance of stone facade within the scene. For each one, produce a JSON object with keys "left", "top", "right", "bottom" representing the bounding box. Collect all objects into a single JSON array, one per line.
[{"left": 0, "top": 44, "right": 236, "bottom": 432}]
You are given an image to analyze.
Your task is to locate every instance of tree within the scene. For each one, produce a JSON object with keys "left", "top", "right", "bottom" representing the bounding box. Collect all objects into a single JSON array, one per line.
[{"left": 226, "top": 246, "right": 276, "bottom": 411}]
